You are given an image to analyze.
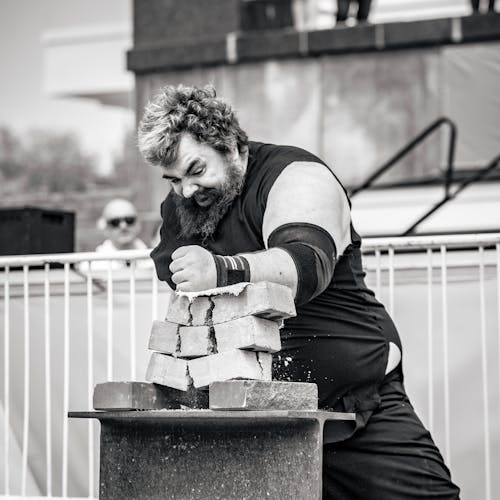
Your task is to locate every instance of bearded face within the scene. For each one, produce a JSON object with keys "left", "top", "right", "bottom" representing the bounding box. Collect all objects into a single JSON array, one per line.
[{"left": 172, "top": 154, "right": 246, "bottom": 241}]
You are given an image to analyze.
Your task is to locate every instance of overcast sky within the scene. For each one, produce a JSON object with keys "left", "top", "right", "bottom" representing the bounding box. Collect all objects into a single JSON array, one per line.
[{"left": 0, "top": 0, "right": 132, "bottom": 174}]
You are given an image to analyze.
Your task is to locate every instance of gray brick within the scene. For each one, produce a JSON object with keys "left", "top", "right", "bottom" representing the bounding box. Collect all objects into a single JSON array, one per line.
[
  {"left": 145, "top": 352, "right": 191, "bottom": 391},
  {"left": 148, "top": 320, "right": 178, "bottom": 354},
  {"left": 178, "top": 325, "right": 213, "bottom": 358},
  {"left": 93, "top": 381, "right": 208, "bottom": 410},
  {"left": 188, "top": 350, "right": 272, "bottom": 389},
  {"left": 214, "top": 316, "right": 281, "bottom": 353},
  {"left": 211, "top": 282, "right": 295, "bottom": 324},
  {"left": 209, "top": 380, "right": 318, "bottom": 411}
]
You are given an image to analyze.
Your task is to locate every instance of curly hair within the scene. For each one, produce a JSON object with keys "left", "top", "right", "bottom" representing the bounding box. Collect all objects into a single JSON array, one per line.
[{"left": 137, "top": 84, "right": 248, "bottom": 168}]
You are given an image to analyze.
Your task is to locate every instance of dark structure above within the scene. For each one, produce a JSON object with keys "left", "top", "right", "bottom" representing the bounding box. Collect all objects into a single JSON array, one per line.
[{"left": 128, "top": 12, "right": 500, "bottom": 73}]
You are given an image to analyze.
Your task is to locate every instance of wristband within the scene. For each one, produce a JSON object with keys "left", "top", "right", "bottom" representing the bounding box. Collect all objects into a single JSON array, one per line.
[{"left": 213, "top": 254, "right": 251, "bottom": 287}]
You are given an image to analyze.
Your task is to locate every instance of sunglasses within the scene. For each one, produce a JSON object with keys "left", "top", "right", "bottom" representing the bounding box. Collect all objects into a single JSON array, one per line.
[{"left": 107, "top": 216, "right": 137, "bottom": 228}]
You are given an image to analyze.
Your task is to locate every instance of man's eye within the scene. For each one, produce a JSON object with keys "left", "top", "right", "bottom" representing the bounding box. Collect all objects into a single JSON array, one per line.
[
  {"left": 192, "top": 166, "right": 205, "bottom": 176},
  {"left": 162, "top": 174, "right": 180, "bottom": 184}
]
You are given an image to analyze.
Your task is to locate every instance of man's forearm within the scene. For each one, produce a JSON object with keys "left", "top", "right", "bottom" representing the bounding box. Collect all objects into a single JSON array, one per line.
[{"left": 238, "top": 247, "right": 298, "bottom": 298}]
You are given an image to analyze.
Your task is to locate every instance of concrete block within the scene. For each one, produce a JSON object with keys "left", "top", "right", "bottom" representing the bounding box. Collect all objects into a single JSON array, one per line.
[
  {"left": 237, "top": 30, "right": 301, "bottom": 62},
  {"left": 384, "top": 18, "right": 452, "bottom": 48},
  {"left": 165, "top": 294, "right": 211, "bottom": 326},
  {"left": 178, "top": 325, "right": 214, "bottom": 358},
  {"left": 211, "top": 282, "right": 295, "bottom": 324},
  {"left": 308, "top": 25, "right": 376, "bottom": 54},
  {"left": 148, "top": 320, "right": 178, "bottom": 354},
  {"left": 257, "top": 350, "right": 273, "bottom": 377},
  {"left": 209, "top": 380, "right": 318, "bottom": 411},
  {"left": 145, "top": 352, "right": 191, "bottom": 391},
  {"left": 214, "top": 316, "right": 281, "bottom": 353},
  {"left": 189, "top": 296, "right": 212, "bottom": 326},
  {"left": 188, "top": 350, "right": 272, "bottom": 389},
  {"left": 165, "top": 294, "right": 191, "bottom": 325},
  {"left": 93, "top": 381, "right": 208, "bottom": 410}
]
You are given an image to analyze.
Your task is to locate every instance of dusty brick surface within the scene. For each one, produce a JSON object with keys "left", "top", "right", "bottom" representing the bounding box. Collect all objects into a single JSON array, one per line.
[
  {"left": 178, "top": 325, "right": 213, "bottom": 358},
  {"left": 165, "top": 294, "right": 212, "bottom": 326},
  {"left": 211, "top": 282, "right": 295, "bottom": 324},
  {"left": 165, "top": 294, "right": 191, "bottom": 325},
  {"left": 93, "top": 381, "right": 208, "bottom": 410},
  {"left": 257, "top": 351, "right": 273, "bottom": 378},
  {"left": 145, "top": 352, "right": 191, "bottom": 391},
  {"left": 209, "top": 380, "right": 318, "bottom": 411},
  {"left": 188, "top": 350, "right": 272, "bottom": 389},
  {"left": 214, "top": 316, "right": 281, "bottom": 353},
  {"left": 148, "top": 320, "right": 178, "bottom": 354},
  {"left": 189, "top": 296, "right": 212, "bottom": 326}
]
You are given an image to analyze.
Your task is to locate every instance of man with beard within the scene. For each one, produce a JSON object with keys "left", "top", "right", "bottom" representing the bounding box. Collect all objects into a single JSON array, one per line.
[{"left": 138, "top": 84, "right": 460, "bottom": 499}]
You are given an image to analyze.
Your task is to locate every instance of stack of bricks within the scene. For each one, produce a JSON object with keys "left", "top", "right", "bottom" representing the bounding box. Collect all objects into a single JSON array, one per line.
[
  {"left": 145, "top": 281, "right": 295, "bottom": 391},
  {"left": 94, "top": 281, "right": 319, "bottom": 411}
]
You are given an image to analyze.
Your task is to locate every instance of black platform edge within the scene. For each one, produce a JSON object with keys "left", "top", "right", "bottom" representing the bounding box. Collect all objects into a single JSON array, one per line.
[
  {"left": 69, "top": 409, "right": 356, "bottom": 423},
  {"left": 127, "top": 13, "right": 500, "bottom": 73}
]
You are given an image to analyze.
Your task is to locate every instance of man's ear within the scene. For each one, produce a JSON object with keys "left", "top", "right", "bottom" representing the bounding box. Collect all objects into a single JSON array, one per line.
[{"left": 97, "top": 217, "right": 107, "bottom": 231}]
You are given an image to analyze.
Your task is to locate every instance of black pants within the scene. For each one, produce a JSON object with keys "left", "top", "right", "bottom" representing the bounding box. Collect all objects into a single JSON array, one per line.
[
  {"left": 470, "top": 0, "right": 496, "bottom": 12},
  {"left": 322, "top": 376, "right": 461, "bottom": 499},
  {"left": 337, "top": 0, "right": 372, "bottom": 22}
]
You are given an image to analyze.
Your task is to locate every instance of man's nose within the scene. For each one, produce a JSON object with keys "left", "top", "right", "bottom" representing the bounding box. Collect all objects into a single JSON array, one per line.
[{"left": 182, "top": 181, "right": 199, "bottom": 198}]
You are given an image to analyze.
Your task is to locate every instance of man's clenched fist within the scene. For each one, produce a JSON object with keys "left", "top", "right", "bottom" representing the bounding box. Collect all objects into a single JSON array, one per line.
[{"left": 169, "top": 245, "right": 217, "bottom": 292}]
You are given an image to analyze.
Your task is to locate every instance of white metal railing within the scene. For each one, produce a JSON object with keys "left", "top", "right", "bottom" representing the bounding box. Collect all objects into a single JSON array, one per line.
[
  {"left": 0, "top": 250, "right": 170, "bottom": 499},
  {"left": 361, "top": 233, "right": 500, "bottom": 500},
  {"left": 0, "top": 233, "right": 499, "bottom": 499}
]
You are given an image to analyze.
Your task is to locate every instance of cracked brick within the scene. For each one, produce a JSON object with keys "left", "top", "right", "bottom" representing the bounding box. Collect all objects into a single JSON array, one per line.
[
  {"left": 165, "top": 294, "right": 191, "bottom": 325},
  {"left": 148, "top": 320, "right": 179, "bottom": 354},
  {"left": 188, "top": 350, "right": 272, "bottom": 389},
  {"left": 178, "top": 325, "right": 212, "bottom": 358},
  {"left": 145, "top": 352, "right": 191, "bottom": 391},
  {"left": 211, "top": 282, "right": 295, "bottom": 324},
  {"left": 214, "top": 316, "right": 281, "bottom": 353},
  {"left": 189, "top": 296, "right": 213, "bottom": 325},
  {"left": 165, "top": 295, "right": 212, "bottom": 326}
]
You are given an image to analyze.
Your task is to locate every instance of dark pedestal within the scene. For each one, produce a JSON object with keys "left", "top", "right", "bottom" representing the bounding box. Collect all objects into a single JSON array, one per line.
[{"left": 70, "top": 410, "right": 355, "bottom": 500}]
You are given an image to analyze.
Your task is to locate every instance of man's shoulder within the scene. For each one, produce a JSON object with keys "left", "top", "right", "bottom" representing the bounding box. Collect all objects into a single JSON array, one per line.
[
  {"left": 249, "top": 141, "right": 317, "bottom": 157},
  {"left": 249, "top": 141, "right": 326, "bottom": 168}
]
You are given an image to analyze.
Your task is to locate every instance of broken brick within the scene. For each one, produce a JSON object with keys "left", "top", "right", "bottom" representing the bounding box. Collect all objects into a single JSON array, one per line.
[
  {"left": 189, "top": 296, "right": 212, "bottom": 325},
  {"left": 188, "top": 350, "right": 272, "bottom": 389},
  {"left": 145, "top": 352, "right": 191, "bottom": 391},
  {"left": 209, "top": 380, "right": 318, "bottom": 411},
  {"left": 148, "top": 320, "right": 178, "bottom": 354},
  {"left": 214, "top": 316, "right": 281, "bottom": 353},
  {"left": 165, "top": 294, "right": 211, "bottom": 326},
  {"left": 93, "top": 381, "right": 208, "bottom": 410},
  {"left": 211, "top": 282, "right": 295, "bottom": 324},
  {"left": 178, "top": 325, "right": 214, "bottom": 358}
]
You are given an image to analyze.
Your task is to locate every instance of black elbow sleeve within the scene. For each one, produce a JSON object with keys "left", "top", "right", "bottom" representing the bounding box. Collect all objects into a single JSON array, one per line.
[{"left": 268, "top": 223, "right": 337, "bottom": 305}]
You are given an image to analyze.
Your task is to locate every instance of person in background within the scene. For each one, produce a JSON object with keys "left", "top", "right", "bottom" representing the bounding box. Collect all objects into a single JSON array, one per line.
[
  {"left": 336, "top": 0, "right": 371, "bottom": 25},
  {"left": 77, "top": 198, "right": 150, "bottom": 271},
  {"left": 470, "top": 0, "right": 496, "bottom": 14},
  {"left": 96, "top": 198, "right": 147, "bottom": 252}
]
